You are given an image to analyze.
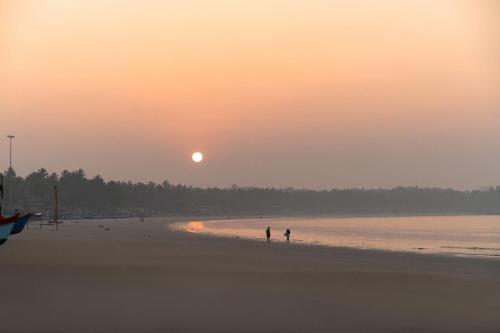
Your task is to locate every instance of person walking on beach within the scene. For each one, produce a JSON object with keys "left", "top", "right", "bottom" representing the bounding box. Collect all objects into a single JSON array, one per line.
[
  {"left": 284, "top": 228, "right": 291, "bottom": 241},
  {"left": 266, "top": 227, "right": 271, "bottom": 241}
]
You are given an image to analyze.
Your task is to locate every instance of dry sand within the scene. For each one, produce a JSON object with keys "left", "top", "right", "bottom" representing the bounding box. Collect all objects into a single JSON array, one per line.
[{"left": 1, "top": 217, "right": 499, "bottom": 333}]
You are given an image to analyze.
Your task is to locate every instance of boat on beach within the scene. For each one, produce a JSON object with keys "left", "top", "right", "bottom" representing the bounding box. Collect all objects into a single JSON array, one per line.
[
  {"left": 0, "top": 212, "right": 20, "bottom": 246},
  {"left": 10, "top": 213, "right": 31, "bottom": 235}
]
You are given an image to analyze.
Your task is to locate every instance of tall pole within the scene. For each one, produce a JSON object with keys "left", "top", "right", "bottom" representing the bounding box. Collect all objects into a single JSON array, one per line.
[
  {"left": 54, "top": 185, "right": 58, "bottom": 231},
  {"left": 6, "top": 135, "right": 14, "bottom": 214}
]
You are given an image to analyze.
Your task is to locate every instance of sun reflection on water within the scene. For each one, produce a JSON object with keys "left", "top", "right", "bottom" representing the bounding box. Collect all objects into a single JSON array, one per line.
[{"left": 185, "top": 221, "right": 205, "bottom": 233}]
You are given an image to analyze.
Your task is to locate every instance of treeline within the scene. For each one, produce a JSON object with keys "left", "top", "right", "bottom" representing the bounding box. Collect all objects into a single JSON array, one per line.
[{"left": 2, "top": 168, "right": 500, "bottom": 218}]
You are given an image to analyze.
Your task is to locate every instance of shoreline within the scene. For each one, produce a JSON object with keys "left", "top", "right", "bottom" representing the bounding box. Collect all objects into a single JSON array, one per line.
[
  {"left": 170, "top": 216, "right": 500, "bottom": 260},
  {"left": 173, "top": 227, "right": 500, "bottom": 261}
]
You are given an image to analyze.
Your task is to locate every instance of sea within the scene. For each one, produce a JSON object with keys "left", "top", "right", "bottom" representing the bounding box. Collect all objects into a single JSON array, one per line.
[{"left": 173, "top": 215, "right": 500, "bottom": 258}]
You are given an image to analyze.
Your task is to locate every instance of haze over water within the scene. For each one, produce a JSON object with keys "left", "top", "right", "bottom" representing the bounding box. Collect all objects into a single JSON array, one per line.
[{"left": 176, "top": 215, "right": 500, "bottom": 258}]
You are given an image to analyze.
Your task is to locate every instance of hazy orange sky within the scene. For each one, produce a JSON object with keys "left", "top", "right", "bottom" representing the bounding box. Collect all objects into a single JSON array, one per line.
[{"left": 1, "top": 0, "right": 499, "bottom": 189}]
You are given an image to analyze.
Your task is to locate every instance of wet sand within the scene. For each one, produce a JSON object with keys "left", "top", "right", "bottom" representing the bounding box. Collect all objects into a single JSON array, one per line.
[{"left": 1, "top": 217, "right": 499, "bottom": 332}]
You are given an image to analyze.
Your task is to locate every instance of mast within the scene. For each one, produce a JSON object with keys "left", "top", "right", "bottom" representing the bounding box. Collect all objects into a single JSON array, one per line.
[
  {"left": 6, "top": 135, "right": 14, "bottom": 214},
  {"left": 54, "top": 185, "right": 59, "bottom": 231}
]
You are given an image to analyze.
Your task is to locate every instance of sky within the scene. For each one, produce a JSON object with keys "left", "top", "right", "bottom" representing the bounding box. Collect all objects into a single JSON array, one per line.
[{"left": 1, "top": 0, "right": 499, "bottom": 189}]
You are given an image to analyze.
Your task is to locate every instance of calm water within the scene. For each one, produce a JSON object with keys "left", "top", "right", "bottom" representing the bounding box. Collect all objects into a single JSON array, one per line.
[{"left": 173, "top": 215, "right": 500, "bottom": 258}]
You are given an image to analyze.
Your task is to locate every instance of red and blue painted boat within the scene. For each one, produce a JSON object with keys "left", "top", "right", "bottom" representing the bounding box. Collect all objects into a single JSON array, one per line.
[
  {"left": 0, "top": 212, "right": 20, "bottom": 246},
  {"left": 10, "top": 213, "right": 31, "bottom": 235}
]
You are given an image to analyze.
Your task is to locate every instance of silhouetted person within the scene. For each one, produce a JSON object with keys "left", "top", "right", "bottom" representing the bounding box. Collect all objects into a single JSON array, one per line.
[
  {"left": 284, "top": 228, "right": 291, "bottom": 241},
  {"left": 266, "top": 226, "right": 271, "bottom": 241}
]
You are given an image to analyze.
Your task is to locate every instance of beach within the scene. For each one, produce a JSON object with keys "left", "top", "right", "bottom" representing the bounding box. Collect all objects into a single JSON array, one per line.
[{"left": 1, "top": 217, "right": 499, "bottom": 332}]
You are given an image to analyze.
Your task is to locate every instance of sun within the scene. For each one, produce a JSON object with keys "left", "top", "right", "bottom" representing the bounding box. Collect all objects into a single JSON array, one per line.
[{"left": 192, "top": 152, "right": 204, "bottom": 163}]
